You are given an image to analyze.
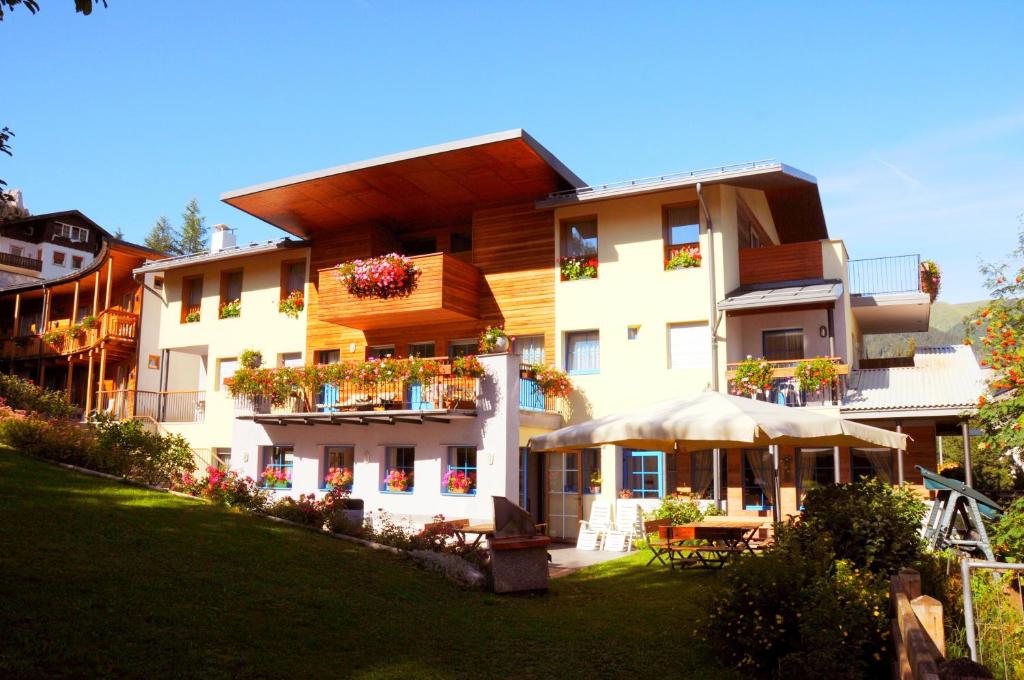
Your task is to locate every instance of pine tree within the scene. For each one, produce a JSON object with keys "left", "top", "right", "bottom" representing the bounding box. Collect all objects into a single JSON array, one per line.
[
  {"left": 176, "top": 198, "right": 208, "bottom": 255},
  {"left": 144, "top": 216, "right": 178, "bottom": 254}
]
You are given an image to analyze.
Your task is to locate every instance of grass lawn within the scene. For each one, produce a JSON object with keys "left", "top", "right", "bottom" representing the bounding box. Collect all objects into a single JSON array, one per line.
[{"left": 0, "top": 452, "right": 736, "bottom": 679}]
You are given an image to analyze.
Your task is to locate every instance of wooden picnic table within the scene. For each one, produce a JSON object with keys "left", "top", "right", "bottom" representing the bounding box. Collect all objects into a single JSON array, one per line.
[
  {"left": 659, "top": 520, "right": 765, "bottom": 570},
  {"left": 454, "top": 522, "right": 495, "bottom": 550}
]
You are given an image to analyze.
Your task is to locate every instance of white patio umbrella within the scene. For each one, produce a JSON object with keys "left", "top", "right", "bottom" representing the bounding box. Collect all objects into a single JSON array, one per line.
[{"left": 528, "top": 391, "right": 908, "bottom": 524}]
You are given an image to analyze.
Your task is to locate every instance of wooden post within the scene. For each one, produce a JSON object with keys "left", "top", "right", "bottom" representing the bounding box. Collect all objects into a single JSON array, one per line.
[
  {"left": 65, "top": 358, "right": 74, "bottom": 398},
  {"left": 38, "top": 288, "right": 50, "bottom": 384},
  {"left": 97, "top": 346, "right": 107, "bottom": 414},
  {"left": 92, "top": 271, "right": 100, "bottom": 316},
  {"left": 10, "top": 292, "right": 19, "bottom": 368},
  {"left": 104, "top": 257, "right": 114, "bottom": 310},
  {"left": 911, "top": 595, "right": 945, "bottom": 656},
  {"left": 84, "top": 351, "right": 94, "bottom": 415},
  {"left": 71, "top": 280, "right": 80, "bottom": 323}
]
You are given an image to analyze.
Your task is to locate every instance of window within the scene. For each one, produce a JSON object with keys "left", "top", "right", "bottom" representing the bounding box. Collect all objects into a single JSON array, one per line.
[
  {"left": 217, "top": 358, "right": 238, "bottom": 390},
  {"left": 181, "top": 275, "right": 203, "bottom": 323},
  {"left": 407, "top": 342, "right": 435, "bottom": 358},
  {"left": 663, "top": 204, "right": 701, "bottom": 267},
  {"left": 737, "top": 200, "right": 770, "bottom": 249},
  {"left": 400, "top": 237, "right": 436, "bottom": 256},
  {"left": 513, "top": 335, "right": 545, "bottom": 364},
  {"left": 450, "top": 229, "right": 472, "bottom": 253},
  {"left": 623, "top": 450, "right": 664, "bottom": 498},
  {"left": 797, "top": 448, "right": 835, "bottom": 500},
  {"left": 448, "top": 339, "right": 477, "bottom": 359},
  {"left": 213, "top": 447, "right": 232, "bottom": 472},
  {"left": 278, "top": 352, "right": 303, "bottom": 367},
  {"left": 366, "top": 345, "right": 395, "bottom": 359},
  {"left": 322, "top": 445, "right": 354, "bottom": 490},
  {"left": 52, "top": 251, "right": 65, "bottom": 266},
  {"left": 281, "top": 260, "right": 305, "bottom": 298},
  {"left": 627, "top": 326, "right": 640, "bottom": 341},
  {"left": 668, "top": 323, "right": 711, "bottom": 369},
  {"left": 566, "top": 330, "right": 599, "bottom": 375},
  {"left": 261, "top": 446, "right": 294, "bottom": 489},
  {"left": 316, "top": 349, "right": 340, "bottom": 365},
  {"left": 9, "top": 245, "right": 22, "bottom": 256},
  {"left": 54, "top": 222, "right": 89, "bottom": 242},
  {"left": 690, "top": 450, "right": 727, "bottom": 499},
  {"left": 850, "top": 448, "right": 892, "bottom": 484},
  {"left": 582, "top": 448, "right": 601, "bottom": 495},
  {"left": 72, "top": 255, "right": 83, "bottom": 269},
  {"left": 762, "top": 329, "right": 804, "bottom": 361},
  {"left": 219, "top": 269, "right": 243, "bottom": 317},
  {"left": 742, "top": 449, "right": 775, "bottom": 510},
  {"left": 154, "top": 276, "right": 164, "bottom": 291},
  {"left": 444, "top": 446, "right": 477, "bottom": 495},
  {"left": 384, "top": 446, "right": 415, "bottom": 492},
  {"left": 560, "top": 217, "right": 598, "bottom": 280}
]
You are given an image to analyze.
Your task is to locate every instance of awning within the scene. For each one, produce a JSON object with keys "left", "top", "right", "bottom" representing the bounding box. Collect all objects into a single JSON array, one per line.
[{"left": 717, "top": 280, "right": 843, "bottom": 312}]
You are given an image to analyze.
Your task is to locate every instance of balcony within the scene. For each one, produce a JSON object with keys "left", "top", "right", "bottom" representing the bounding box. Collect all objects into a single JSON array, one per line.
[
  {"left": 1, "top": 310, "right": 139, "bottom": 361},
  {"left": 725, "top": 357, "right": 849, "bottom": 407},
  {"left": 848, "top": 255, "right": 931, "bottom": 334},
  {"left": 0, "top": 251, "right": 43, "bottom": 272},
  {"left": 738, "top": 241, "right": 823, "bottom": 286},
  {"left": 317, "top": 252, "right": 480, "bottom": 330},
  {"left": 97, "top": 389, "right": 205, "bottom": 423}
]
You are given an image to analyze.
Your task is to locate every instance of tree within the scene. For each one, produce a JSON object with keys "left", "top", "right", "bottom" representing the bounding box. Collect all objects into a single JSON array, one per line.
[
  {"left": 176, "top": 199, "right": 207, "bottom": 255},
  {"left": 0, "top": 1, "right": 106, "bottom": 20},
  {"left": 965, "top": 221, "right": 1024, "bottom": 494},
  {"left": 144, "top": 216, "right": 178, "bottom": 254}
]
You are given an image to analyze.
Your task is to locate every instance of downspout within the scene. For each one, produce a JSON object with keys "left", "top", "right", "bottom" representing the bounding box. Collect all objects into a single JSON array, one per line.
[{"left": 696, "top": 182, "right": 724, "bottom": 510}]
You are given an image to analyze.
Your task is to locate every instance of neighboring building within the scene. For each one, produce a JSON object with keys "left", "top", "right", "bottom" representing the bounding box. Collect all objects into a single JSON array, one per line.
[
  {"left": 111, "top": 129, "right": 977, "bottom": 535},
  {"left": 0, "top": 209, "right": 106, "bottom": 287},
  {"left": 0, "top": 212, "right": 166, "bottom": 413}
]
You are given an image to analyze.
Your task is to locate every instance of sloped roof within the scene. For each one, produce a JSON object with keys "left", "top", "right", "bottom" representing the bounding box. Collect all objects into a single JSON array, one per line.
[
  {"left": 717, "top": 280, "right": 843, "bottom": 311},
  {"left": 842, "top": 345, "right": 986, "bottom": 417},
  {"left": 133, "top": 238, "right": 309, "bottom": 275}
]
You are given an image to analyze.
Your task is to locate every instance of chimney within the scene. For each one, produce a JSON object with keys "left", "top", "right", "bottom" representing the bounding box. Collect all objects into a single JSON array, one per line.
[{"left": 210, "top": 223, "right": 236, "bottom": 253}]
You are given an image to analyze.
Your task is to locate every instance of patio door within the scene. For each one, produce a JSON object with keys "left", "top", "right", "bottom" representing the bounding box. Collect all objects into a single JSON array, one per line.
[{"left": 546, "top": 452, "right": 580, "bottom": 541}]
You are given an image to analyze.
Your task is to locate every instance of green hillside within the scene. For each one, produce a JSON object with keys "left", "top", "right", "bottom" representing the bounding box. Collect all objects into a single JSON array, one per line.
[{"left": 864, "top": 300, "right": 986, "bottom": 358}]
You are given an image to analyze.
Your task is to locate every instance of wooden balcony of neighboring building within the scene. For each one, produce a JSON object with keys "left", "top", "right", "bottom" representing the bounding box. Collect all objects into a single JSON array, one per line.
[
  {"left": 316, "top": 252, "right": 480, "bottom": 330},
  {"left": 725, "top": 357, "right": 850, "bottom": 407},
  {"left": 0, "top": 251, "right": 43, "bottom": 272}
]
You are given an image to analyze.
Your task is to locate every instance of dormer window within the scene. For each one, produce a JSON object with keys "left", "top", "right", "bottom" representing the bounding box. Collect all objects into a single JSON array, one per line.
[{"left": 54, "top": 222, "right": 89, "bottom": 243}]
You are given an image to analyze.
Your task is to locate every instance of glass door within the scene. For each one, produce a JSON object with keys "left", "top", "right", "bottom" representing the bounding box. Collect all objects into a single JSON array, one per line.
[{"left": 546, "top": 452, "right": 580, "bottom": 541}]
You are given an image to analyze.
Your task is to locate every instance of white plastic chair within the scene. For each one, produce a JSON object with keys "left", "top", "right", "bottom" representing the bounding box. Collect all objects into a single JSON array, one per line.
[
  {"left": 603, "top": 502, "right": 642, "bottom": 552},
  {"left": 577, "top": 500, "right": 613, "bottom": 550}
]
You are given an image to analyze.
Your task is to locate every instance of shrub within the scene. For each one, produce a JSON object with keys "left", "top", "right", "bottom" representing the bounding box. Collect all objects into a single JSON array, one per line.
[
  {"left": 89, "top": 415, "right": 194, "bottom": 486},
  {"left": 647, "top": 495, "right": 714, "bottom": 525},
  {"left": 789, "top": 478, "right": 925, "bottom": 575},
  {"left": 0, "top": 373, "right": 73, "bottom": 418},
  {"left": 992, "top": 496, "right": 1024, "bottom": 562},
  {"left": 0, "top": 412, "right": 94, "bottom": 465},
  {"left": 266, "top": 494, "right": 327, "bottom": 528},
  {"left": 176, "top": 466, "right": 269, "bottom": 512}
]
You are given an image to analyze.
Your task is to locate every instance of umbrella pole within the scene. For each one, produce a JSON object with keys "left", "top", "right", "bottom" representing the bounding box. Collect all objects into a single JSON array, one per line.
[
  {"left": 712, "top": 447, "right": 721, "bottom": 511},
  {"left": 771, "top": 445, "right": 781, "bottom": 526}
]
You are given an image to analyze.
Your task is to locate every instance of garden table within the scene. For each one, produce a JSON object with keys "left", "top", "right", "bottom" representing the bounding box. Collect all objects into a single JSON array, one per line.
[
  {"left": 454, "top": 523, "right": 495, "bottom": 550},
  {"left": 662, "top": 521, "right": 764, "bottom": 570}
]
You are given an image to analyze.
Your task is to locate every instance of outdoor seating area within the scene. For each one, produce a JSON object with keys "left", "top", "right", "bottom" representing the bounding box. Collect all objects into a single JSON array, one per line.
[
  {"left": 643, "top": 517, "right": 769, "bottom": 570},
  {"left": 576, "top": 500, "right": 643, "bottom": 552}
]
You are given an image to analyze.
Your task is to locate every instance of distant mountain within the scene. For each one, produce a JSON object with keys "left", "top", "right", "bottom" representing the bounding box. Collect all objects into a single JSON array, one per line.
[{"left": 864, "top": 300, "right": 986, "bottom": 359}]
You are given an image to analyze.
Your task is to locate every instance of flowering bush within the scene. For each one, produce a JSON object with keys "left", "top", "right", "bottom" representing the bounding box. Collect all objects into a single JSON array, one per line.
[
  {"left": 451, "top": 354, "right": 484, "bottom": 378},
  {"left": 0, "top": 372, "right": 73, "bottom": 418},
  {"left": 324, "top": 466, "right": 353, "bottom": 491},
  {"left": 529, "top": 363, "right": 573, "bottom": 398},
  {"left": 794, "top": 356, "right": 838, "bottom": 394},
  {"left": 647, "top": 495, "right": 719, "bottom": 525},
  {"left": 731, "top": 356, "right": 774, "bottom": 397},
  {"left": 478, "top": 325, "right": 508, "bottom": 353},
  {"left": 560, "top": 255, "right": 598, "bottom": 281},
  {"left": 665, "top": 245, "right": 702, "bottom": 270},
  {"left": 443, "top": 469, "right": 474, "bottom": 494},
  {"left": 225, "top": 367, "right": 294, "bottom": 406},
  {"left": 335, "top": 253, "right": 420, "bottom": 299},
  {"left": 920, "top": 259, "right": 940, "bottom": 301},
  {"left": 219, "top": 299, "right": 241, "bottom": 319},
  {"left": 260, "top": 465, "right": 292, "bottom": 489},
  {"left": 265, "top": 493, "right": 327, "bottom": 527},
  {"left": 385, "top": 469, "right": 411, "bottom": 492},
  {"left": 278, "top": 290, "right": 304, "bottom": 318},
  {"left": 175, "top": 465, "right": 269, "bottom": 511}
]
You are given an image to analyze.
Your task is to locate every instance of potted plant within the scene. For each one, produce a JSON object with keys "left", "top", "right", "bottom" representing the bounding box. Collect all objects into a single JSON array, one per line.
[
  {"left": 920, "top": 260, "right": 941, "bottom": 302},
  {"left": 794, "top": 357, "right": 839, "bottom": 403},
  {"left": 589, "top": 472, "right": 602, "bottom": 495},
  {"left": 478, "top": 325, "right": 510, "bottom": 353},
  {"left": 278, "top": 290, "right": 304, "bottom": 318},
  {"left": 451, "top": 354, "right": 485, "bottom": 378},
  {"left": 260, "top": 465, "right": 291, "bottom": 489},
  {"left": 219, "top": 299, "right": 241, "bottom": 319},
  {"left": 618, "top": 489, "right": 633, "bottom": 499},
  {"left": 80, "top": 315, "right": 99, "bottom": 330},
  {"left": 324, "top": 466, "right": 353, "bottom": 492},
  {"left": 239, "top": 348, "right": 263, "bottom": 370},
  {"left": 65, "top": 324, "right": 85, "bottom": 339},
  {"left": 665, "top": 245, "right": 702, "bottom": 270},
  {"left": 335, "top": 253, "right": 420, "bottom": 300},
  {"left": 385, "top": 469, "right": 411, "bottom": 492},
  {"left": 443, "top": 469, "right": 474, "bottom": 495},
  {"left": 560, "top": 255, "right": 598, "bottom": 281},
  {"left": 185, "top": 311, "right": 201, "bottom": 323},
  {"left": 41, "top": 329, "right": 63, "bottom": 344},
  {"left": 732, "top": 356, "right": 774, "bottom": 398},
  {"left": 529, "top": 364, "right": 574, "bottom": 398}
]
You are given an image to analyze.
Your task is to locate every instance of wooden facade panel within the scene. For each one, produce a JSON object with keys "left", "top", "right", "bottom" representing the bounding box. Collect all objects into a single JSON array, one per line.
[{"left": 738, "top": 241, "right": 823, "bottom": 286}]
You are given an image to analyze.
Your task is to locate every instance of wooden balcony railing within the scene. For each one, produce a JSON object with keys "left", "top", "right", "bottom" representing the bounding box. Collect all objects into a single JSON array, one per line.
[
  {"left": 317, "top": 252, "right": 481, "bottom": 330},
  {"left": 0, "top": 251, "right": 43, "bottom": 272},
  {"left": 97, "top": 389, "right": 206, "bottom": 423},
  {"left": 15, "top": 309, "right": 139, "bottom": 358},
  {"left": 738, "top": 241, "right": 823, "bottom": 286},
  {"left": 725, "top": 357, "right": 850, "bottom": 407}
]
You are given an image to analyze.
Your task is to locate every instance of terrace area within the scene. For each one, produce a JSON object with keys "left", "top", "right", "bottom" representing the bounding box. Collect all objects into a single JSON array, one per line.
[
  {"left": 848, "top": 254, "right": 932, "bottom": 333},
  {"left": 724, "top": 356, "right": 849, "bottom": 407}
]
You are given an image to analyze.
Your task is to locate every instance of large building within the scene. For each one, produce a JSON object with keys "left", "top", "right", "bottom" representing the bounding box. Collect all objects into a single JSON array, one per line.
[{"left": 98, "top": 129, "right": 978, "bottom": 537}]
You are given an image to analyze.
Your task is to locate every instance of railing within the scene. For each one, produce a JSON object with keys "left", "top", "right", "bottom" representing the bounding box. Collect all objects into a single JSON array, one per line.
[
  {"left": 848, "top": 254, "right": 922, "bottom": 296},
  {"left": 0, "top": 251, "right": 43, "bottom": 271},
  {"left": 22, "top": 309, "right": 139, "bottom": 357},
  {"left": 96, "top": 389, "right": 205, "bottom": 423},
  {"left": 725, "top": 357, "right": 849, "bottom": 407},
  {"left": 519, "top": 363, "right": 557, "bottom": 412},
  {"left": 890, "top": 567, "right": 945, "bottom": 679}
]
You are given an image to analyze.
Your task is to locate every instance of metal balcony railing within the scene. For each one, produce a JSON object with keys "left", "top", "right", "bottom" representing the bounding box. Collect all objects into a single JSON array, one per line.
[{"left": 848, "top": 254, "right": 922, "bottom": 296}]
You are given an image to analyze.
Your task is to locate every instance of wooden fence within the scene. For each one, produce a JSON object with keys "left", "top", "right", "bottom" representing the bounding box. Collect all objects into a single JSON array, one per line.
[{"left": 891, "top": 567, "right": 945, "bottom": 680}]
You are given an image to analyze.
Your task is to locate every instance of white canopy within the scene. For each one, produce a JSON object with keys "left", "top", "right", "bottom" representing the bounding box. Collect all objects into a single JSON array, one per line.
[{"left": 528, "top": 391, "right": 907, "bottom": 452}]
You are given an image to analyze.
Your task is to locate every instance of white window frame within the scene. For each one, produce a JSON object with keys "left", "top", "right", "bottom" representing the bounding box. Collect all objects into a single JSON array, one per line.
[{"left": 54, "top": 222, "right": 89, "bottom": 243}]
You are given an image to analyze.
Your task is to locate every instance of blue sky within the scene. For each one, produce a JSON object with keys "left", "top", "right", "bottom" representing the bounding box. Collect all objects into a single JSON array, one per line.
[{"left": 3, "top": 2, "right": 1023, "bottom": 302}]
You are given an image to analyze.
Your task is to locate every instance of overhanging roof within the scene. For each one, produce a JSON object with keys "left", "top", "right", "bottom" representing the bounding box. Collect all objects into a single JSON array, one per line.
[
  {"left": 536, "top": 160, "right": 829, "bottom": 243},
  {"left": 220, "top": 129, "right": 584, "bottom": 238},
  {"left": 718, "top": 280, "right": 843, "bottom": 312}
]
